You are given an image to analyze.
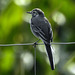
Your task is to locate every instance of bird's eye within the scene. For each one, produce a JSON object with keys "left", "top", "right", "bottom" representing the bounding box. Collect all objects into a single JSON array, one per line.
[
  {"left": 33, "top": 11, "right": 36, "bottom": 14},
  {"left": 32, "top": 11, "right": 38, "bottom": 17}
]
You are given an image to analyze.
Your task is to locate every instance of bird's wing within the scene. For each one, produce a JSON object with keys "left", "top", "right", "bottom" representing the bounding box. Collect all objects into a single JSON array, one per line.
[
  {"left": 44, "top": 17, "right": 53, "bottom": 42},
  {"left": 31, "top": 24, "right": 47, "bottom": 41},
  {"left": 31, "top": 17, "right": 53, "bottom": 42}
]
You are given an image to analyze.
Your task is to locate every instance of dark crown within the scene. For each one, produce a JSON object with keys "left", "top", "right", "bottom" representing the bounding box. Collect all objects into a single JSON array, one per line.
[{"left": 32, "top": 8, "right": 44, "bottom": 17}]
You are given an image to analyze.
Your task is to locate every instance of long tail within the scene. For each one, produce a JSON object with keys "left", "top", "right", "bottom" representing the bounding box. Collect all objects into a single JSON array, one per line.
[{"left": 44, "top": 42, "right": 55, "bottom": 70}]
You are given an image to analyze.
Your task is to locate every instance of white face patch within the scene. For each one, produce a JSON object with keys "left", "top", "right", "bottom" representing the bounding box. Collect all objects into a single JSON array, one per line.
[
  {"left": 32, "top": 11, "right": 39, "bottom": 17},
  {"left": 35, "top": 14, "right": 39, "bottom": 17}
]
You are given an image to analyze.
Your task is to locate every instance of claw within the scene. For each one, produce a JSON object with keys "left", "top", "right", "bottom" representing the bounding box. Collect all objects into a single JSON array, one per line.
[
  {"left": 33, "top": 39, "right": 40, "bottom": 47},
  {"left": 33, "top": 42, "right": 37, "bottom": 47}
]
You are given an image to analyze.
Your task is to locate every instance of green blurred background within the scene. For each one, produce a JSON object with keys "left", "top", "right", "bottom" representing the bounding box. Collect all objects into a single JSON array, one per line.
[{"left": 0, "top": 0, "right": 75, "bottom": 75}]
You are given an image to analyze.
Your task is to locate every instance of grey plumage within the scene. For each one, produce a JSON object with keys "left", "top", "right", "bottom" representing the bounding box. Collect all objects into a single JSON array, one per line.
[{"left": 27, "top": 8, "right": 55, "bottom": 70}]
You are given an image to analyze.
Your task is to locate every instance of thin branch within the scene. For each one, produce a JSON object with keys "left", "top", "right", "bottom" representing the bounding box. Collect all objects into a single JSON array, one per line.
[
  {"left": 0, "top": 42, "right": 75, "bottom": 47},
  {"left": 0, "top": 43, "right": 34, "bottom": 46},
  {"left": 51, "top": 42, "right": 75, "bottom": 45},
  {"left": 33, "top": 45, "right": 36, "bottom": 75}
]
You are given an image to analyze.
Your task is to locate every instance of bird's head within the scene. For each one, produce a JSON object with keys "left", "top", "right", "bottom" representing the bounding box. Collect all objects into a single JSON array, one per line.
[{"left": 27, "top": 8, "right": 44, "bottom": 17}]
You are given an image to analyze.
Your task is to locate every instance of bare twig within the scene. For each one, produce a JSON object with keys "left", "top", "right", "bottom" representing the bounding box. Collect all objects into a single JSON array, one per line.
[{"left": 0, "top": 42, "right": 75, "bottom": 47}]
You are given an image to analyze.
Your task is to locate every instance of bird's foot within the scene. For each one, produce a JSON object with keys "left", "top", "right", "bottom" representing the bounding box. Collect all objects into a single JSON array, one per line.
[
  {"left": 33, "top": 42, "right": 37, "bottom": 48},
  {"left": 33, "top": 39, "right": 40, "bottom": 47}
]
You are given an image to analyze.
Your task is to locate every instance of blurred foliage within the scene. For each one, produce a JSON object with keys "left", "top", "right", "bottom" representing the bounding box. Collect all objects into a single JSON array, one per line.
[{"left": 0, "top": 0, "right": 75, "bottom": 75}]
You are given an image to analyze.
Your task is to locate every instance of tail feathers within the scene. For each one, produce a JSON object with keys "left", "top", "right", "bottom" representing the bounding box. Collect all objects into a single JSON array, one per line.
[{"left": 44, "top": 43, "right": 55, "bottom": 70}]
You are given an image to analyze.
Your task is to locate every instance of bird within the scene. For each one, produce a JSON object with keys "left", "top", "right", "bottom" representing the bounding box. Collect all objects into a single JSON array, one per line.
[{"left": 27, "top": 8, "right": 55, "bottom": 70}]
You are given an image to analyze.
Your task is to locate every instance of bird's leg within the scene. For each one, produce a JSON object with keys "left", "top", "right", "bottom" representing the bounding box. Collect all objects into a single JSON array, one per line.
[
  {"left": 33, "top": 39, "right": 40, "bottom": 47},
  {"left": 35, "top": 39, "right": 40, "bottom": 43},
  {"left": 34, "top": 39, "right": 40, "bottom": 44}
]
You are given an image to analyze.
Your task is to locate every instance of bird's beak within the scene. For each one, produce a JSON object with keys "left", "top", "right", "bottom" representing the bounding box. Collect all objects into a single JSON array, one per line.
[{"left": 27, "top": 11, "right": 32, "bottom": 14}]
